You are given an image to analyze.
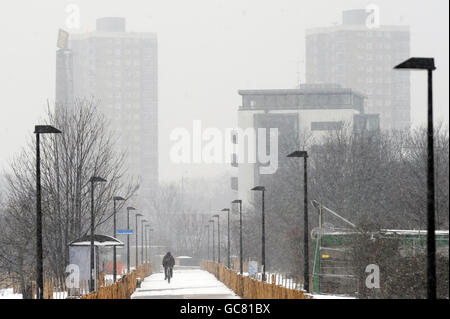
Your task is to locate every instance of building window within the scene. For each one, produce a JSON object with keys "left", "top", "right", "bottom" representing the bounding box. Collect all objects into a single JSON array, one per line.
[{"left": 311, "top": 121, "right": 344, "bottom": 131}]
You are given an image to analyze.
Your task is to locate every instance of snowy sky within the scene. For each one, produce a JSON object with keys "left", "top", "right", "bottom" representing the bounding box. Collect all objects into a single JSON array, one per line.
[{"left": 0, "top": 0, "right": 448, "bottom": 182}]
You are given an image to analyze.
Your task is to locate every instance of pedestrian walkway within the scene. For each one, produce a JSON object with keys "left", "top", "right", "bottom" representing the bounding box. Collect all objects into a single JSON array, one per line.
[{"left": 131, "top": 267, "right": 240, "bottom": 299}]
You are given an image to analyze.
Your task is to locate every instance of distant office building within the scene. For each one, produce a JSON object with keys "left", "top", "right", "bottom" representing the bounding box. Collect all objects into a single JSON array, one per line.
[
  {"left": 233, "top": 84, "right": 376, "bottom": 205},
  {"left": 305, "top": 9, "right": 410, "bottom": 131},
  {"left": 55, "top": 17, "right": 158, "bottom": 208}
]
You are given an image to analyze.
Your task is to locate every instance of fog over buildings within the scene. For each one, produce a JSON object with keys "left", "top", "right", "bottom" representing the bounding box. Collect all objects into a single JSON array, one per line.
[
  {"left": 0, "top": 0, "right": 448, "bottom": 183},
  {"left": 0, "top": 0, "right": 448, "bottom": 301},
  {"left": 305, "top": 9, "right": 410, "bottom": 131},
  {"left": 56, "top": 17, "right": 158, "bottom": 209}
]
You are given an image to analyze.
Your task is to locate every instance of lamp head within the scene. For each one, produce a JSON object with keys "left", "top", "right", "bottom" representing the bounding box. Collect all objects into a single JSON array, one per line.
[
  {"left": 221, "top": 208, "right": 230, "bottom": 212},
  {"left": 287, "top": 150, "right": 308, "bottom": 158},
  {"left": 232, "top": 199, "right": 242, "bottom": 204},
  {"left": 34, "top": 125, "right": 62, "bottom": 134},
  {"left": 251, "top": 186, "right": 265, "bottom": 192},
  {"left": 90, "top": 176, "right": 107, "bottom": 183},
  {"left": 113, "top": 196, "right": 125, "bottom": 201},
  {"left": 394, "top": 57, "right": 436, "bottom": 70},
  {"left": 127, "top": 206, "right": 136, "bottom": 211}
]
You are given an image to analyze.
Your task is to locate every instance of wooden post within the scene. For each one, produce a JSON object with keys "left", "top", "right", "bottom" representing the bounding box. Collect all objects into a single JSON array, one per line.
[{"left": 32, "top": 281, "right": 36, "bottom": 299}]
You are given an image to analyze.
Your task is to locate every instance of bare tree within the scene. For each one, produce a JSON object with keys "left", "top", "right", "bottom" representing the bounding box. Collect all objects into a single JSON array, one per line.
[
  {"left": 231, "top": 123, "right": 449, "bottom": 288},
  {"left": 0, "top": 99, "right": 138, "bottom": 296}
]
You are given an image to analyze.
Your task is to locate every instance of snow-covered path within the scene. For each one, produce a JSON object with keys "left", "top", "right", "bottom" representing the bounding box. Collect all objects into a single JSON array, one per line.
[{"left": 131, "top": 267, "right": 240, "bottom": 299}]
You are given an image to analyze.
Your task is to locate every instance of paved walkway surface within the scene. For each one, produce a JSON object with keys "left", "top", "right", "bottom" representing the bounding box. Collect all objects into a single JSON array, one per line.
[{"left": 131, "top": 267, "right": 240, "bottom": 299}]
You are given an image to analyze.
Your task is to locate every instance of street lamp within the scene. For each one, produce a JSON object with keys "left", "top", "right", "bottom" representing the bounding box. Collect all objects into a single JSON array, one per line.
[
  {"left": 287, "top": 150, "right": 310, "bottom": 292},
  {"left": 209, "top": 219, "right": 215, "bottom": 262},
  {"left": 126, "top": 206, "right": 136, "bottom": 273},
  {"left": 394, "top": 57, "right": 437, "bottom": 299},
  {"left": 205, "top": 225, "right": 210, "bottom": 260},
  {"left": 34, "top": 125, "right": 61, "bottom": 299},
  {"left": 232, "top": 199, "right": 243, "bottom": 275},
  {"left": 213, "top": 214, "right": 220, "bottom": 264},
  {"left": 141, "top": 219, "right": 148, "bottom": 265},
  {"left": 251, "top": 186, "right": 266, "bottom": 282},
  {"left": 221, "top": 208, "right": 231, "bottom": 268},
  {"left": 89, "top": 176, "right": 107, "bottom": 292},
  {"left": 148, "top": 227, "right": 154, "bottom": 264},
  {"left": 144, "top": 224, "right": 149, "bottom": 263},
  {"left": 134, "top": 213, "right": 143, "bottom": 269},
  {"left": 112, "top": 196, "right": 125, "bottom": 282}
]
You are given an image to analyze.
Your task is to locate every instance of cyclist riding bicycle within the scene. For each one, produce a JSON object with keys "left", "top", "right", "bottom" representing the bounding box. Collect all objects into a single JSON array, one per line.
[{"left": 162, "top": 252, "right": 175, "bottom": 282}]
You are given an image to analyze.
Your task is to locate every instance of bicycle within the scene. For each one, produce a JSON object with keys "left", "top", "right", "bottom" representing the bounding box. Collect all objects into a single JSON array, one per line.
[{"left": 165, "top": 266, "right": 173, "bottom": 283}]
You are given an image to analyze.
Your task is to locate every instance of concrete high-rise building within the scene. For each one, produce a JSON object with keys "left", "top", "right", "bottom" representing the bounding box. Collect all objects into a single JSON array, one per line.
[
  {"left": 56, "top": 17, "right": 158, "bottom": 208},
  {"left": 305, "top": 9, "right": 410, "bottom": 131}
]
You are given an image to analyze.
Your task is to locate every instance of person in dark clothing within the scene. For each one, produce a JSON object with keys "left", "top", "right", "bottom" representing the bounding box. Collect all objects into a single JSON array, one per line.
[{"left": 162, "top": 252, "right": 175, "bottom": 282}]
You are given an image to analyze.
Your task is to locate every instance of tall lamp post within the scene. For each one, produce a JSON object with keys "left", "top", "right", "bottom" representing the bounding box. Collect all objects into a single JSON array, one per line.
[
  {"left": 205, "top": 225, "right": 210, "bottom": 260},
  {"left": 148, "top": 228, "right": 154, "bottom": 264},
  {"left": 34, "top": 125, "right": 61, "bottom": 299},
  {"left": 89, "top": 176, "right": 107, "bottom": 292},
  {"left": 141, "top": 219, "right": 147, "bottom": 265},
  {"left": 112, "top": 196, "right": 125, "bottom": 282},
  {"left": 232, "top": 199, "right": 243, "bottom": 275},
  {"left": 209, "top": 219, "right": 215, "bottom": 262},
  {"left": 213, "top": 214, "right": 220, "bottom": 263},
  {"left": 287, "top": 150, "right": 310, "bottom": 292},
  {"left": 251, "top": 186, "right": 266, "bottom": 281},
  {"left": 134, "top": 213, "right": 143, "bottom": 269},
  {"left": 221, "top": 208, "right": 231, "bottom": 268},
  {"left": 126, "top": 206, "right": 136, "bottom": 273},
  {"left": 394, "top": 57, "right": 437, "bottom": 299},
  {"left": 144, "top": 224, "right": 149, "bottom": 263}
]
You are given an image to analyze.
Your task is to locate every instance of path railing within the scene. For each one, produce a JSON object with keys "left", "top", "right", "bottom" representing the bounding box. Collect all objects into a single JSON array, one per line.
[
  {"left": 25, "top": 264, "right": 152, "bottom": 299},
  {"left": 201, "top": 261, "right": 310, "bottom": 299},
  {"left": 81, "top": 263, "right": 152, "bottom": 299}
]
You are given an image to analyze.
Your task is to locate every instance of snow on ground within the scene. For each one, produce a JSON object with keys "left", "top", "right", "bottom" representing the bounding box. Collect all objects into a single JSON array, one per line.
[
  {"left": 310, "top": 293, "right": 356, "bottom": 299},
  {"left": 52, "top": 291, "right": 68, "bottom": 299},
  {"left": 131, "top": 268, "right": 240, "bottom": 299},
  {"left": 0, "top": 288, "right": 22, "bottom": 299},
  {"left": 0, "top": 288, "right": 69, "bottom": 299},
  {"left": 104, "top": 274, "right": 123, "bottom": 281},
  {"left": 242, "top": 271, "right": 305, "bottom": 291}
]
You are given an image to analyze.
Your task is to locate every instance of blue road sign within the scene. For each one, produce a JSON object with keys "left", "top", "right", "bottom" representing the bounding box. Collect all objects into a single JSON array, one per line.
[
  {"left": 248, "top": 261, "right": 258, "bottom": 277},
  {"left": 117, "top": 229, "right": 134, "bottom": 235}
]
